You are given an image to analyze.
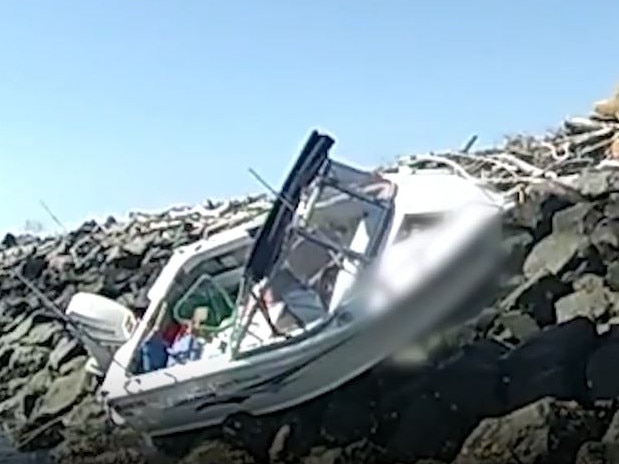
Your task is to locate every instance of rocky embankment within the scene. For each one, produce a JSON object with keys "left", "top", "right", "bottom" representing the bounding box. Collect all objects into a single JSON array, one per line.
[{"left": 3, "top": 86, "right": 619, "bottom": 464}]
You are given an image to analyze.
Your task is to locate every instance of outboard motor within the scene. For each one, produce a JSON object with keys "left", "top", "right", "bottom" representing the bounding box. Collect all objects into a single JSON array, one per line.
[{"left": 66, "top": 292, "right": 138, "bottom": 377}]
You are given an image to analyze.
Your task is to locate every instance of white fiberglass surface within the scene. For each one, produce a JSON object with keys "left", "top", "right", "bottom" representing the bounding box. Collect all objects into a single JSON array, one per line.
[
  {"left": 368, "top": 203, "right": 499, "bottom": 312},
  {"left": 383, "top": 170, "right": 504, "bottom": 215},
  {"left": 359, "top": 172, "right": 505, "bottom": 313}
]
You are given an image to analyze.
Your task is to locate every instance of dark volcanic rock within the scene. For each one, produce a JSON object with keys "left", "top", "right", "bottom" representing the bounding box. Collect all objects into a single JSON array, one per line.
[
  {"left": 586, "top": 339, "right": 619, "bottom": 401},
  {"left": 1, "top": 232, "right": 18, "bottom": 249},
  {"left": 500, "top": 274, "right": 572, "bottom": 326},
  {"left": 501, "top": 228, "right": 535, "bottom": 275},
  {"left": 504, "top": 186, "right": 574, "bottom": 239},
  {"left": 429, "top": 340, "right": 509, "bottom": 417},
  {"left": 500, "top": 317, "right": 598, "bottom": 411}
]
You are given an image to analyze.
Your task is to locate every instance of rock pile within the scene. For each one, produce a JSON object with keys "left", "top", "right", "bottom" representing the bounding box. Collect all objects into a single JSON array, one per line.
[{"left": 4, "top": 85, "right": 619, "bottom": 464}]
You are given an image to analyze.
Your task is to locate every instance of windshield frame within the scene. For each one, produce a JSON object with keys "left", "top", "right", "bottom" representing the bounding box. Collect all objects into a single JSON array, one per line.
[{"left": 229, "top": 160, "right": 396, "bottom": 357}]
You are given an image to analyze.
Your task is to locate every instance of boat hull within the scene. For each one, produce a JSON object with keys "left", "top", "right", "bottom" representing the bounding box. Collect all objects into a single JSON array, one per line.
[{"left": 108, "top": 209, "right": 503, "bottom": 438}]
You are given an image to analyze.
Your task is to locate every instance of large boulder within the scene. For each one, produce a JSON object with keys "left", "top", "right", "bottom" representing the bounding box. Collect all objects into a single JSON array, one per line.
[
  {"left": 500, "top": 317, "right": 598, "bottom": 410},
  {"left": 455, "top": 398, "right": 612, "bottom": 464}
]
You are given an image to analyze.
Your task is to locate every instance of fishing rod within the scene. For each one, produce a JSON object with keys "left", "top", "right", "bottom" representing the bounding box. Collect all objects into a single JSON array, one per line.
[{"left": 6, "top": 268, "right": 114, "bottom": 356}]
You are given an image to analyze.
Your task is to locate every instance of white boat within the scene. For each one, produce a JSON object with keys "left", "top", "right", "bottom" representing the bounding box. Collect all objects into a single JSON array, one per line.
[{"left": 67, "top": 130, "right": 514, "bottom": 438}]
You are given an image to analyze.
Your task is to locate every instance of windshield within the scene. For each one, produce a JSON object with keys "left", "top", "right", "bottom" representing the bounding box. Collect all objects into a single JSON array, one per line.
[{"left": 230, "top": 162, "right": 395, "bottom": 356}]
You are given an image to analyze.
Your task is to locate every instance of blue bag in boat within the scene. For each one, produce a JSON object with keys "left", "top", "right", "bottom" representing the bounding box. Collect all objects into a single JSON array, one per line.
[{"left": 139, "top": 335, "right": 169, "bottom": 373}]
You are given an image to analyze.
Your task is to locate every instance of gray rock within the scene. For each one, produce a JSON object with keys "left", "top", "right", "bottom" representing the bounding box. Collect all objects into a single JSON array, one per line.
[
  {"left": 76, "top": 274, "right": 105, "bottom": 295},
  {"left": 503, "top": 186, "right": 573, "bottom": 238},
  {"left": 34, "top": 368, "right": 88, "bottom": 419},
  {"left": 5, "top": 376, "right": 30, "bottom": 399},
  {"left": 19, "top": 254, "right": 47, "bottom": 280},
  {"left": 454, "top": 398, "right": 553, "bottom": 464},
  {"left": 555, "top": 286, "right": 617, "bottom": 324},
  {"left": 605, "top": 194, "right": 619, "bottom": 219},
  {"left": 50, "top": 420, "right": 149, "bottom": 464},
  {"left": 607, "top": 262, "right": 619, "bottom": 292},
  {"left": 8, "top": 346, "right": 50, "bottom": 373},
  {"left": 61, "top": 395, "right": 104, "bottom": 428},
  {"left": 3, "top": 315, "right": 35, "bottom": 345},
  {"left": 298, "top": 447, "right": 340, "bottom": 464},
  {"left": 487, "top": 310, "right": 540, "bottom": 345},
  {"left": 575, "top": 441, "right": 619, "bottom": 464},
  {"left": 455, "top": 398, "right": 610, "bottom": 464},
  {"left": 46, "top": 254, "right": 73, "bottom": 274},
  {"left": 122, "top": 236, "right": 150, "bottom": 257},
  {"left": 48, "top": 337, "right": 82, "bottom": 372},
  {"left": 105, "top": 237, "right": 151, "bottom": 270},
  {"left": 590, "top": 220, "right": 619, "bottom": 264},
  {"left": 14, "top": 369, "right": 52, "bottom": 421},
  {"left": 552, "top": 202, "right": 603, "bottom": 235},
  {"left": 53, "top": 284, "right": 78, "bottom": 308},
  {"left": 501, "top": 228, "right": 534, "bottom": 274},
  {"left": 23, "top": 321, "right": 62, "bottom": 347},
  {"left": 523, "top": 232, "right": 589, "bottom": 280},
  {"left": 591, "top": 220, "right": 619, "bottom": 249},
  {"left": 603, "top": 410, "right": 619, "bottom": 444},
  {"left": 0, "top": 344, "right": 14, "bottom": 368},
  {"left": 575, "top": 170, "right": 619, "bottom": 198},
  {"left": 58, "top": 355, "right": 87, "bottom": 376},
  {"left": 576, "top": 274, "right": 608, "bottom": 292}
]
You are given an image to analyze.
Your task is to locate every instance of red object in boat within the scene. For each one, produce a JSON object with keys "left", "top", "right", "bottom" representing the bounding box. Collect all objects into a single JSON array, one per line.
[{"left": 161, "top": 322, "right": 187, "bottom": 346}]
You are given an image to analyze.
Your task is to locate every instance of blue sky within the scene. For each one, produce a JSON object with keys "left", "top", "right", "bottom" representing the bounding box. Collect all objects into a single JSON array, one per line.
[{"left": 0, "top": 1, "right": 618, "bottom": 234}]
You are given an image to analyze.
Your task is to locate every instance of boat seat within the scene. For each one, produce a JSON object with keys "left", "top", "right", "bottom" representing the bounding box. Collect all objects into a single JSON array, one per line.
[
  {"left": 328, "top": 216, "right": 371, "bottom": 311},
  {"left": 273, "top": 285, "right": 325, "bottom": 332}
]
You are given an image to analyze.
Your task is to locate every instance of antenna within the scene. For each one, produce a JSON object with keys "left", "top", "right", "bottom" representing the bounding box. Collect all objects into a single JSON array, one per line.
[
  {"left": 461, "top": 134, "right": 479, "bottom": 154},
  {"left": 5, "top": 268, "right": 132, "bottom": 373},
  {"left": 248, "top": 168, "right": 296, "bottom": 212},
  {"left": 39, "top": 199, "right": 109, "bottom": 248},
  {"left": 39, "top": 199, "right": 67, "bottom": 233},
  {"left": 7, "top": 268, "right": 110, "bottom": 351}
]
